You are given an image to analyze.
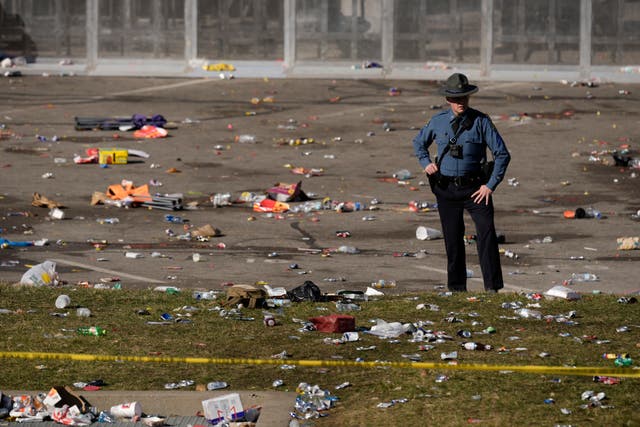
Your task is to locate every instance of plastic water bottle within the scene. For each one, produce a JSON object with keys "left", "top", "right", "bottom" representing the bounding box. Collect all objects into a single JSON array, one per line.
[
  {"left": 77, "top": 326, "right": 106, "bottom": 336},
  {"left": 570, "top": 273, "right": 599, "bottom": 282},
  {"left": 392, "top": 169, "right": 412, "bottom": 180},
  {"left": 235, "top": 134, "right": 257, "bottom": 143},
  {"left": 164, "top": 214, "right": 184, "bottom": 224},
  {"left": 585, "top": 207, "right": 602, "bottom": 219},
  {"left": 211, "top": 193, "right": 232, "bottom": 207},
  {"left": 96, "top": 218, "right": 119, "bottom": 224},
  {"left": 337, "top": 245, "right": 359, "bottom": 254},
  {"left": 462, "top": 342, "right": 492, "bottom": 351},
  {"left": 336, "top": 302, "right": 361, "bottom": 312},
  {"left": 207, "top": 381, "right": 228, "bottom": 390},
  {"left": 193, "top": 291, "right": 216, "bottom": 300},
  {"left": 372, "top": 279, "right": 397, "bottom": 289},
  {"left": 515, "top": 308, "right": 542, "bottom": 320}
]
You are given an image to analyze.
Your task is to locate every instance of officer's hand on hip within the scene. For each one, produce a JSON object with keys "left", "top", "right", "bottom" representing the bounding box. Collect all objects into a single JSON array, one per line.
[
  {"left": 425, "top": 163, "right": 438, "bottom": 175},
  {"left": 472, "top": 185, "right": 492, "bottom": 205}
]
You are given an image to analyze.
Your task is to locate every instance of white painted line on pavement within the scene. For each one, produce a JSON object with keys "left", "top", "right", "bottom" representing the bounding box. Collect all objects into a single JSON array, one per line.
[{"left": 50, "top": 258, "right": 166, "bottom": 284}]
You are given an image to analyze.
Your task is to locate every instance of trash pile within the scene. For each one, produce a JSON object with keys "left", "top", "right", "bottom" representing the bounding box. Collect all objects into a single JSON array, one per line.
[
  {"left": 0, "top": 387, "right": 262, "bottom": 426},
  {"left": 0, "top": 386, "right": 151, "bottom": 426}
]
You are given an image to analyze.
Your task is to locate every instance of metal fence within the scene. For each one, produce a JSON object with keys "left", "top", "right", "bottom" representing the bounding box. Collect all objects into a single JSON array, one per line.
[{"left": 1, "top": 0, "right": 639, "bottom": 81}]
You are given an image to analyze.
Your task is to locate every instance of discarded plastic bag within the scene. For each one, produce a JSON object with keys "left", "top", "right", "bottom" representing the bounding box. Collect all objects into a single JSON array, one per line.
[
  {"left": 20, "top": 260, "right": 59, "bottom": 286},
  {"left": 367, "top": 319, "right": 410, "bottom": 338}
]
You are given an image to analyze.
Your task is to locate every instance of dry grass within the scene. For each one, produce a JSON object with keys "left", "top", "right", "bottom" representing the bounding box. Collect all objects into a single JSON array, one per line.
[{"left": 0, "top": 283, "right": 638, "bottom": 426}]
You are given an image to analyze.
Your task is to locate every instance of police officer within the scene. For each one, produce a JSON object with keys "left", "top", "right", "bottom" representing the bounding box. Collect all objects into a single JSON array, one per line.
[{"left": 413, "top": 73, "right": 511, "bottom": 292}]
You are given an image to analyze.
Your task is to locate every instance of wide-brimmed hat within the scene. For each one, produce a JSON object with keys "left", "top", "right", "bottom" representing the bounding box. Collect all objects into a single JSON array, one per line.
[{"left": 439, "top": 73, "right": 478, "bottom": 98}]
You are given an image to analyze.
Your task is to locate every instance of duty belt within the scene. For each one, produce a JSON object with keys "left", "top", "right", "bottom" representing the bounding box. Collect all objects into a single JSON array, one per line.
[{"left": 444, "top": 173, "right": 483, "bottom": 187}]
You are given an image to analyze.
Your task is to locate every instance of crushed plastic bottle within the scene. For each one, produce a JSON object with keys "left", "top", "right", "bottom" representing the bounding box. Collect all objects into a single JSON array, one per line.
[
  {"left": 164, "top": 214, "right": 185, "bottom": 224},
  {"left": 77, "top": 326, "right": 106, "bottom": 336},
  {"left": 570, "top": 273, "right": 599, "bottom": 282},
  {"left": 211, "top": 193, "right": 232, "bottom": 207},
  {"left": 96, "top": 218, "right": 119, "bottom": 225},
  {"left": 371, "top": 279, "right": 396, "bottom": 289},
  {"left": 515, "top": 308, "right": 543, "bottom": 320},
  {"left": 462, "top": 342, "right": 492, "bottom": 351},
  {"left": 206, "top": 381, "right": 228, "bottom": 390},
  {"left": 584, "top": 207, "right": 602, "bottom": 219},
  {"left": 193, "top": 291, "right": 217, "bottom": 300},
  {"left": 593, "top": 376, "right": 621, "bottom": 384},
  {"left": 335, "top": 302, "right": 361, "bottom": 312},
  {"left": 392, "top": 169, "right": 412, "bottom": 180},
  {"left": 235, "top": 134, "right": 257, "bottom": 143},
  {"left": 336, "top": 245, "right": 360, "bottom": 254}
]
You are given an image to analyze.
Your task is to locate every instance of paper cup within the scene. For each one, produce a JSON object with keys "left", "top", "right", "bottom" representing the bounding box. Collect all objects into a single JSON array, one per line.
[
  {"left": 416, "top": 226, "right": 443, "bottom": 241},
  {"left": 55, "top": 294, "right": 71, "bottom": 309},
  {"left": 49, "top": 208, "right": 65, "bottom": 220},
  {"left": 110, "top": 402, "right": 142, "bottom": 418}
]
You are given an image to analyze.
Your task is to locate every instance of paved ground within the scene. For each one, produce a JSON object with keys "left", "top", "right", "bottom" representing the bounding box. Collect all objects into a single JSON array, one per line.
[{"left": 1, "top": 75, "right": 638, "bottom": 297}]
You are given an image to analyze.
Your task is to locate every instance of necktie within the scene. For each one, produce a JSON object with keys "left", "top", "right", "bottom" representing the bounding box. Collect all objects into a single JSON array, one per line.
[{"left": 452, "top": 116, "right": 462, "bottom": 134}]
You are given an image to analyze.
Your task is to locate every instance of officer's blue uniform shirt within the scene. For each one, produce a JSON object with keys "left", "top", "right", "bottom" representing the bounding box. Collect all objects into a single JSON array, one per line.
[{"left": 413, "top": 107, "right": 511, "bottom": 191}]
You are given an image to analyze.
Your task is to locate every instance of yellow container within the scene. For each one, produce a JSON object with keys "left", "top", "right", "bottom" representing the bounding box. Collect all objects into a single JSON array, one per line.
[{"left": 99, "top": 149, "right": 128, "bottom": 165}]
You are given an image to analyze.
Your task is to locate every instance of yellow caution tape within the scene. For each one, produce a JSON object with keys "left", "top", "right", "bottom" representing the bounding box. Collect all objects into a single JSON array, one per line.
[{"left": 0, "top": 351, "right": 638, "bottom": 378}]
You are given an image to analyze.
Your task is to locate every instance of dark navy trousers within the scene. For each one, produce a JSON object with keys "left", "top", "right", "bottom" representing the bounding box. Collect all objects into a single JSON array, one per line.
[{"left": 432, "top": 181, "right": 504, "bottom": 292}]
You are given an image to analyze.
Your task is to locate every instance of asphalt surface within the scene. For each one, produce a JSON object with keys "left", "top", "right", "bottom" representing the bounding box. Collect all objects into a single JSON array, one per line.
[{"left": 1, "top": 75, "right": 638, "bottom": 296}]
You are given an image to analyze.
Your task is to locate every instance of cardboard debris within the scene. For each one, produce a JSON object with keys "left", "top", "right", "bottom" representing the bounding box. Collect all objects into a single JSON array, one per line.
[
  {"left": 32, "top": 192, "right": 63, "bottom": 208},
  {"left": 191, "top": 224, "right": 221, "bottom": 238},
  {"left": 544, "top": 285, "right": 581, "bottom": 300},
  {"left": 617, "top": 236, "right": 639, "bottom": 250}
]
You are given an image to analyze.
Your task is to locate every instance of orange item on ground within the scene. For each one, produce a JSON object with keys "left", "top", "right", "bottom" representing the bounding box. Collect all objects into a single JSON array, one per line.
[
  {"left": 106, "top": 182, "right": 151, "bottom": 203},
  {"left": 133, "top": 125, "right": 168, "bottom": 139},
  {"left": 253, "top": 198, "right": 289, "bottom": 213}
]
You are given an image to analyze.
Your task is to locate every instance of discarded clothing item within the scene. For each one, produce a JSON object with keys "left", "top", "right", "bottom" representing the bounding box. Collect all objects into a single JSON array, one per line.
[
  {"left": 0, "top": 237, "right": 34, "bottom": 248},
  {"left": 132, "top": 113, "right": 166, "bottom": 129},
  {"left": 267, "top": 181, "right": 308, "bottom": 202}
]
